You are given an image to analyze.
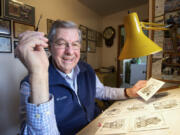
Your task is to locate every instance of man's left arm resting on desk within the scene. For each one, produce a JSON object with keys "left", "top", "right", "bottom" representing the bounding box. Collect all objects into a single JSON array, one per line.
[{"left": 95, "top": 75, "right": 147, "bottom": 100}]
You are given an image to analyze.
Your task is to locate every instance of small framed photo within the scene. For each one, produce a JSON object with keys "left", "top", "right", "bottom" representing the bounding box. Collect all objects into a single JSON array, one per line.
[
  {"left": 0, "top": 18, "right": 11, "bottom": 35},
  {"left": 88, "top": 29, "right": 93, "bottom": 40},
  {"left": 90, "top": 30, "right": 96, "bottom": 41},
  {"left": 79, "top": 25, "right": 87, "bottom": 39},
  {"left": 96, "top": 32, "right": 103, "bottom": 47},
  {"left": 80, "top": 53, "right": 87, "bottom": 62},
  {"left": 0, "top": 36, "right": 11, "bottom": 53},
  {"left": 87, "top": 40, "right": 96, "bottom": 53},
  {"left": 13, "top": 21, "right": 34, "bottom": 38},
  {"left": 4, "top": 0, "right": 35, "bottom": 25},
  {"left": 80, "top": 39, "right": 87, "bottom": 52},
  {"left": 47, "top": 19, "right": 55, "bottom": 34}
]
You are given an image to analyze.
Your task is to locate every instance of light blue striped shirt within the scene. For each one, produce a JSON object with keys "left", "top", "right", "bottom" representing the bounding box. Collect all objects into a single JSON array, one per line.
[{"left": 19, "top": 65, "right": 126, "bottom": 135}]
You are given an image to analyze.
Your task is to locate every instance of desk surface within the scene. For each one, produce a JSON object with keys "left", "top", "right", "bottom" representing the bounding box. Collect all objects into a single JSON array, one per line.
[{"left": 77, "top": 88, "right": 180, "bottom": 135}]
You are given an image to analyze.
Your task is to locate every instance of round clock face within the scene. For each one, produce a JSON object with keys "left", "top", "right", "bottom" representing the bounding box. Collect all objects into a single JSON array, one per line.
[{"left": 103, "top": 27, "right": 115, "bottom": 40}]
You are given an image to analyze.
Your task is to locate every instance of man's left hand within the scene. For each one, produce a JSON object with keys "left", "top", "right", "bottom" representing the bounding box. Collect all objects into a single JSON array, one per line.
[{"left": 126, "top": 80, "right": 147, "bottom": 98}]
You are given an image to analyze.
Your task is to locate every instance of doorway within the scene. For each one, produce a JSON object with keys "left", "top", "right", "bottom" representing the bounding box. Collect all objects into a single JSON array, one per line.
[{"left": 117, "top": 25, "right": 148, "bottom": 88}]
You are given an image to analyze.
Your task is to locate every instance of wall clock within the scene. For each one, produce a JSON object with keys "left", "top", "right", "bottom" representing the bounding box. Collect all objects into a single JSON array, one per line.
[{"left": 103, "top": 26, "right": 116, "bottom": 47}]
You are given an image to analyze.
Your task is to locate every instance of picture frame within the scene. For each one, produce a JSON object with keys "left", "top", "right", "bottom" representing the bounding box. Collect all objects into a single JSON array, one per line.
[
  {"left": 0, "top": 36, "right": 11, "bottom": 53},
  {"left": 87, "top": 40, "right": 96, "bottom": 53},
  {"left": 47, "top": 19, "right": 55, "bottom": 34},
  {"left": 0, "top": 18, "right": 11, "bottom": 35},
  {"left": 4, "top": 0, "right": 35, "bottom": 25},
  {"left": 91, "top": 30, "right": 96, "bottom": 41},
  {"left": 13, "top": 21, "right": 34, "bottom": 38},
  {"left": 88, "top": 29, "right": 93, "bottom": 40},
  {"left": 80, "top": 39, "right": 87, "bottom": 52},
  {"left": 79, "top": 25, "right": 87, "bottom": 39},
  {"left": 96, "top": 32, "right": 103, "bottom": 47}
]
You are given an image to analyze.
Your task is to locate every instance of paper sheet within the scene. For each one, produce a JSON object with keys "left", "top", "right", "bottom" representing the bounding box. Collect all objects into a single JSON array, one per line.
[{"left": 137, "top": 78, "right": 165, "bottom": 101}]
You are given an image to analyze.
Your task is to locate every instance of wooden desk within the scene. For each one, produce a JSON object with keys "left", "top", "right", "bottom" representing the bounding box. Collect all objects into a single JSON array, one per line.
[{"left": 77, "top": 88, "right": 180, "bottom": 135}]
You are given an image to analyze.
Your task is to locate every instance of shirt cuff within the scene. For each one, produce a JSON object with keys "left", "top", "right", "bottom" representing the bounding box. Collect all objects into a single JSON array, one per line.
[{"left": 25, "top": 94, "right": 56, "bottom": 129}]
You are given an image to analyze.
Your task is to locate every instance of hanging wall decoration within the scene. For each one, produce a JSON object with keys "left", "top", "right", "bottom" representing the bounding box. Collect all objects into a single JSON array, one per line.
[
  {"left": 103, "top": 26, "right": 116, "bottom": 47},
  {"left": 4, "top": 0, "right": 35, "bottom": 25}
]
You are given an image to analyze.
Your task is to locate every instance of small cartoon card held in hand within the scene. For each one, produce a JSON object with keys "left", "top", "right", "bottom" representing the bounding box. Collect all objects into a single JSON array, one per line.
[{"left": 137, "top": 78, "right": 165, "bottom": 101}]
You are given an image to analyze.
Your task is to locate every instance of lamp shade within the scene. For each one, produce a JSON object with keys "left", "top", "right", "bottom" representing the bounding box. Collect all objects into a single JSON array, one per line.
[{"left": 119, "top": 12, "right": 162, "bottom": 60}]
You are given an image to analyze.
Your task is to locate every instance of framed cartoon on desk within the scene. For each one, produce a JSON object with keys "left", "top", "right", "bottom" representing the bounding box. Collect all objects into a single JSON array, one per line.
[{"left": 13, "top": 21, "right": 34, "bottom": 38}]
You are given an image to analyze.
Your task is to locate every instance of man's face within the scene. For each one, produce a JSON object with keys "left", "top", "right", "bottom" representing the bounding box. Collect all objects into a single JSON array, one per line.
[{"left": 50, "top": 28, "right": 81, "bottom": 74}]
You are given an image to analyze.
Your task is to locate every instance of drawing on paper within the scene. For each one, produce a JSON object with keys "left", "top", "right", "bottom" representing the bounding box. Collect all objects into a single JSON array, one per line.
[
  {"left": 127, "top": 103, "right": 145, "bottom": 111},
  {"left": 103, "top": 119, "right": 124, "bottom": 129},
  {"left": 95, "top": 118, "right": 128, "bottom": 135},
  {"left": 153, "top": 99, "right": 178, "bottom": 110},
  {"left": 133, "top": 113, "right": 168, "bottom": 131},
  {"left": 103, "top": 108, "right": 121, "bottom": 117},
  {"left": 137, "top": 78, "right": 165, "bottom": 101},
  {"left": 136, "top": 116, "right": 161, "bottom": 128}
]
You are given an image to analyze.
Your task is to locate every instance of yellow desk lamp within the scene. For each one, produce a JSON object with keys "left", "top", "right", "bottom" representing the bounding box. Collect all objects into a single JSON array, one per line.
[{"left": 119, "top": 12, "right": 169, "bottom": 60}]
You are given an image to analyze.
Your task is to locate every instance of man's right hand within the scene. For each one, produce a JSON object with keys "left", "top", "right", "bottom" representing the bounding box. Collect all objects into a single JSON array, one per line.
[
  {"left": 15, "top": 31, "right": 50, "bottom": 105},
  {"left": 15, "top": 31, "right": 49, "bottom": 74}
]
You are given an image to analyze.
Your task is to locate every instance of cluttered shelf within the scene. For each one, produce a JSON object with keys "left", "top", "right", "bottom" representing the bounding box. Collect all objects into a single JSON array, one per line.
[
  {"left": 162, "top": 62, "right": 180, "bottom": 67},
  {"left": 163, "top": 51, "right": 180, "bottom": 56}
]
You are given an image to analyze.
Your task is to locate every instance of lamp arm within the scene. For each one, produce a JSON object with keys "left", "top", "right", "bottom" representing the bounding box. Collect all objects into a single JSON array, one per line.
[{"left": 141, "top": 22, "right": 169, "bottom": 31}]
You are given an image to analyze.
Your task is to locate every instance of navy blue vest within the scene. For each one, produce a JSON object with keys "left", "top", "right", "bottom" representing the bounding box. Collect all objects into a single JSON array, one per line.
[{"left": 22, "top": 59, "right": 97, "bottom": 135}]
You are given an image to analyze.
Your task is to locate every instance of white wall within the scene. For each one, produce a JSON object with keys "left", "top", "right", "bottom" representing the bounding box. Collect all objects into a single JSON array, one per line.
[
  {"left": 0, "top": 0, "right": 102, "bottom": 134},
  {"left": 101, "top": 4, "right": 149, "bottom": 69}
]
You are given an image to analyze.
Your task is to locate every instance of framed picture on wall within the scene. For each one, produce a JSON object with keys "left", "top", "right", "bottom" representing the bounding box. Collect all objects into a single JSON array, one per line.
[
  {"left": 87, "top": 40, "right": 96, "bottom": 53},
  {"left": 96, "top": 32, "right": 103, "bottom": 47},
  {"left": 88, "top": 29, "right": 93, "bottom": 40},
  {"left": 47, "top": 19, "right": 55, "bottom": 34},
  {"left": 0, "top": 36, "right": 11, "bottom": 53},
  {"left": 80, "top": 39, "right": 87, "bottom": 52},
  {"left": 13, "top": 21, "right": 34, "bottom": 38},
  {"left": 4, "top": 0, "right": 35, "bottom": 25},
  {"left": 79, "top": 25, "right": 87, "bottom": 39},
  {"left": 0, "top": 18, "right": 11, "bottom": 35}
]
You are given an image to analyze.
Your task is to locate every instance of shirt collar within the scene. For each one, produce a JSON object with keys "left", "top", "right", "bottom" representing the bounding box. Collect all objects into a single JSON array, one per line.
[{"left": 54, "top": 64, "right": 80, "bottom": 80}]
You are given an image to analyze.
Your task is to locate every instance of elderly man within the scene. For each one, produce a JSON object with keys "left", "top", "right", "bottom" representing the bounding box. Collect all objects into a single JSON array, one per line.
[{"left": 16, "top": 20, "right": 146, "bottom": 135}]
